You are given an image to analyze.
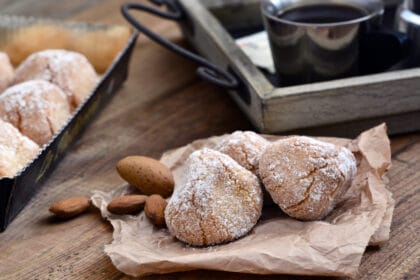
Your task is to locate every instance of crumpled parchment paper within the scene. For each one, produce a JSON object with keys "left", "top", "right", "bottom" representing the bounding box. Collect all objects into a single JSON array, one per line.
[{"left": 91, "top": 123, "right": 394, "bottom": 278}]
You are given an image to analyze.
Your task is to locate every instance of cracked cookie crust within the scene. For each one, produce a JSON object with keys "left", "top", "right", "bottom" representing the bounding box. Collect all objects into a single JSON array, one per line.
[
  {"left": 13, "top": 49, "right": 98, "bottom": 109},
  {"left": 0, "top": 119, "right": 39, "bottom": 178},
  {"left": 0, "top": 80, "right": 71, "bottom": 145},
  {"left": 259, "top": 136, "right": 356, "bottom": 221},
  {"left": 216, "top": 131, "right": 269, "bottom": 175},
  {"left": 165, "top": 148, "right": 263, "bottom": 246}
]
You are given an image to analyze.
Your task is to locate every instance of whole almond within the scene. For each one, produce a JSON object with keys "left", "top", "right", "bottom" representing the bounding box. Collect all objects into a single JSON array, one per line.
[
  {"left": 144, "top": 194, "right": 167, "bottom": 227},
  {"left": 116, "top": 156, "right": 174, "bottom": 198},
  {"left": 107, "top": 195, "right": 147, "bottom": 215},
  {"left": 49, "top": 196, "right": 91, "bottom": 219}
]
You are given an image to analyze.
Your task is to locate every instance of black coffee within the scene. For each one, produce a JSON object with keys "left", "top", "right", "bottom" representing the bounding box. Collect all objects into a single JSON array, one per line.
[{"left": 278, "top": 4, "right": 367, "bottom": 24}]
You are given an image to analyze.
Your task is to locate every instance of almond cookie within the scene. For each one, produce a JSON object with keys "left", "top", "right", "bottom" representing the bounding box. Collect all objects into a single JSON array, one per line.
[
  {"left": 0, "top": 80, "right": 71, "bottom": 145},
  {"left": 216, "top": 131, "right": 269, "bottom": 174},
  {"left": 165, "top": 148, "right": 263, "bottom": 246},
  {"left": 13, "top": 49, "right": 98, "bottom": 109},
  {"left": 0, "top": 119, "right": 39, "bottom": 178},
  {"left": 0, "top": 52, "right": 14, "bottom": 93},
  {"left": 259, "top": 136, "right": 356, "bottom": 220}
]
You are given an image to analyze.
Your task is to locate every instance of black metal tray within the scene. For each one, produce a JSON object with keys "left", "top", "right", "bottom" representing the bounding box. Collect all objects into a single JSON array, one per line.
[{"left": 0, "top": 15, "right": 138, "bottom": 231}]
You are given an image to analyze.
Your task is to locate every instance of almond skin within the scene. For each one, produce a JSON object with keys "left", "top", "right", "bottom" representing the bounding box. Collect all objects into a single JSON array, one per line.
[
  {"left": 107, "top": 195, "right": 148, "bottom": 215},
  {"left": 145, "top": 194, "right": 167, "bottom": 227},
  {"left": 116, "top": 156, "right": 174, "bottom": 198},
  {"left": 49, "top": 196, "right": 91, "bottom": 219}
]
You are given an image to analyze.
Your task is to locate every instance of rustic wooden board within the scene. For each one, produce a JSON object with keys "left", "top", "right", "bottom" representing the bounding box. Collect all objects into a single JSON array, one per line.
[{"left": 0, "top": 1, "right": 418, "bottom": 280}]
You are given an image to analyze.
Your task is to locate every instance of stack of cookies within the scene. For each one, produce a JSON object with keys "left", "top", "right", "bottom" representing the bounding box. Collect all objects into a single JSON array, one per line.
[
  {"left": 165, "top": 131, "right": 357, "bottom": 246},
  {"left": 0, "top": 49, "right": 98, "bottom": 178}
]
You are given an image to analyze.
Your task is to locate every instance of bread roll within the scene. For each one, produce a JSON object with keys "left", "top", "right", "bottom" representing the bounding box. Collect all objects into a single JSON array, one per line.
[
  {"left": 0, "top": 80, "right": 71, "bottom": 145},
  {"left": 165, "top": 148, "right": 263, "bottom": 246},
  {"left": 259, "top": 136, "right": 357, "bottom": 220},
  {"left": 13, "top": 49, "right": 98, "bottom": 109},
  {"left": 0, "top": 119, "right": 39, "bottom": 178}
]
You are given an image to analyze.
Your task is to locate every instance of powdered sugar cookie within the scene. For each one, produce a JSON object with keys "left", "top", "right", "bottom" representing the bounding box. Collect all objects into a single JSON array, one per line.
[
  {"left": 165, "top": 148, "right": 263, "bottom": 246},
  {"left": 0, "top": 80, "right": 71, "bottom": 145},
  {"left": 216, "top": 131, "right": 269, "bottom": 174},
  {"left": 0, "top": 119, "right": 39, "bottom": 178},
  {"left": 13, "top": 49, "right": 98, "bottom": 109},
  {"left": 259, "top": 136, "right": 356, "bottom": 220}
]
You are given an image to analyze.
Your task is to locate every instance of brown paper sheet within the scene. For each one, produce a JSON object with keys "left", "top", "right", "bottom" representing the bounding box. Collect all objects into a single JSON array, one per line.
[{"left": 91, "top": 124, "right": 394, "bottom": 277}]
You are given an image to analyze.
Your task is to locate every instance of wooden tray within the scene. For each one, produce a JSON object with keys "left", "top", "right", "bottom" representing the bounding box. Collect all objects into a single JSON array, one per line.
[{"left": 173, "top": 0, "right": 420, "bottom": 136}]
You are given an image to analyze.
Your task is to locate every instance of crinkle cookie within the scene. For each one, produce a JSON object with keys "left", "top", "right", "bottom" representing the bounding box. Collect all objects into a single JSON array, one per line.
[
  {"left": 165, "top": 148, "right": 263, "bottom": 246},
  {"left": 216, "top": 131, "right": 269, "bottom": 175},
  {"left": 0, "top": 119, "right": 39, "bottom": 178},
  {"left": 0, "top": 80, "right": 71, "bottom": 145},
  {"left": 13, "top": 49, "right": 98, "bottom": 109},
  {"left": 259, "top": 136, "right": 356, "bottom": 220}
]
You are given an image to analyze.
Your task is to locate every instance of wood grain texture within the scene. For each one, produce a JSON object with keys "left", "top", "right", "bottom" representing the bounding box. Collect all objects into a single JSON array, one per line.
[{"left": 0, "top": 1, "right": 418, "bottom": 280}]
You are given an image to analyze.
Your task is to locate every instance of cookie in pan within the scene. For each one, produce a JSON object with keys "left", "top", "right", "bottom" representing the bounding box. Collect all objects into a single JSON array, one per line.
[
  {"left": 13, "top": 49, "right": 98, "bottom": 109},
  {"left": 0, "top": 80, "right": 71, "bottom": 145},
  {"left": 0, "top": 119, "right": 39, "bottom": 178}
]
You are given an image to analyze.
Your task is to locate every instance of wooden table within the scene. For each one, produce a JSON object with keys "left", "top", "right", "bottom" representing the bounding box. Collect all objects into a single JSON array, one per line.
[{"left": 0, "top": 1, "right": 419, "bottom": 279}]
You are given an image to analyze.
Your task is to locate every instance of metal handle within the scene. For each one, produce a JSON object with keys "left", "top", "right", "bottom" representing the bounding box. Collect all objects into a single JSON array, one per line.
[{"left": 121, "top": 0, "right": 239, "bottom": 89}]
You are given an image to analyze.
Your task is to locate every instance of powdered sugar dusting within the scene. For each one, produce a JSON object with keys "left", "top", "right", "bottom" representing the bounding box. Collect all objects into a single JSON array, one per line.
[
  {"left": 0, "top": 80, "right": 71, "bottom": 145},
  {"left": 0, "top": 119, "right": 39, "bottom": 178},
  {"left": 14, "top": 49, "right": 98, "bottom": 108},
  {"left": 165, "top": 148, "right": 263, "bottom": 246},
  {"left": 1, "top": 80, "right": 49, "bottom": 112},
  {"left": 259, "top": 136, "right": 356, "bottom": 220},
  {"left": 216, "top": 131, "right": 269, "bottom": 174}
]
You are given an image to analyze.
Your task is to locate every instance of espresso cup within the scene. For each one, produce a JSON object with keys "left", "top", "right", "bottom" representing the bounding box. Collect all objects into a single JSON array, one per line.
[
  {"left": 396, "top": 0, "right": 420, "bottom": 66},
  {"left": 261, "top": 0, "right": 384, "bottom": 85}
]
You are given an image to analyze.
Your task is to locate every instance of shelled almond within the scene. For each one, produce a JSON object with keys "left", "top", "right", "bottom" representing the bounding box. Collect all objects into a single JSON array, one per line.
[
  {"left": 107, "top": 194, "right": 148, "bottom": 215},
  {"left": 144, "top": 194, "right": 167, "bottom": 228},
  {"left": 49, "top": 196, "right": 91, "bottom": 219},
  {"left": 116, "top": 156, "right": 174, "bottom": 197}
]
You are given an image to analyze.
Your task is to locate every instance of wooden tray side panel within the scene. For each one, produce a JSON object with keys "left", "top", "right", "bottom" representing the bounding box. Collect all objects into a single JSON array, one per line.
[{"left": 264, "top": 71, "right": 420, "bottom": 132}]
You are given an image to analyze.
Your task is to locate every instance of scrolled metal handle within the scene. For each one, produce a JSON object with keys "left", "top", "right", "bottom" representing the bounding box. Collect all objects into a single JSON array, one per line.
[{"left": 121, "top": 0, "right": 239, "bottom": 89}]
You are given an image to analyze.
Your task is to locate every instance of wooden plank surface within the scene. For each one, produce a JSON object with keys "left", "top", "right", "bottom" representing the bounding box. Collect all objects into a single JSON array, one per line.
[{"left": 0, "top": 1, "right": 419, "bottom": 279}]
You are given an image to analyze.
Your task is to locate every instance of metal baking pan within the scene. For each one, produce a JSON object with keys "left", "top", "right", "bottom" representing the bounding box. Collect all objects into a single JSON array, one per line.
[
  {"left": 122, "top": 0, "right": 420, "bottom": 137},
  {"left": 0, "top": 15, "right": 138, "bottom": 231}
]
